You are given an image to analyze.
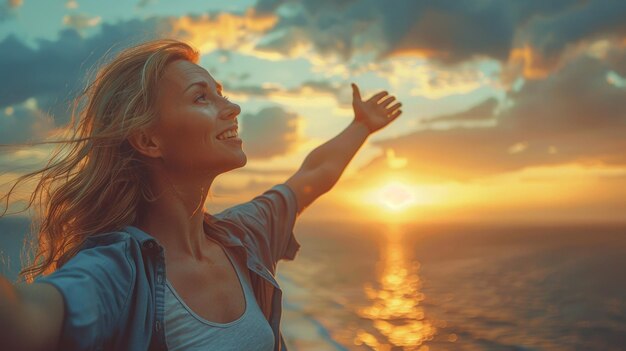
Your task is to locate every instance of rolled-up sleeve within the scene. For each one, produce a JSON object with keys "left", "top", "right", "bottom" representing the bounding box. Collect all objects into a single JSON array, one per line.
[
  {"left": 35, "top": 239, "right": 135, "bottom": 350},
  {"left": 219, "top": 183, "right": 301, "bottom": 268}
]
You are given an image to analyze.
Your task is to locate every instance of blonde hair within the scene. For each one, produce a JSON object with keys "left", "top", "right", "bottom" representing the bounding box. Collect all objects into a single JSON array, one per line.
[{"left": 1, "top": 39, "right": 199, "bottom": 280}]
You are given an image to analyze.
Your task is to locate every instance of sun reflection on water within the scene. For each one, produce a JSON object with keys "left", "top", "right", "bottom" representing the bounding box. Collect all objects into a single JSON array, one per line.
[{"left": 354, "top": 223, "right": 436, "bottom": 350}]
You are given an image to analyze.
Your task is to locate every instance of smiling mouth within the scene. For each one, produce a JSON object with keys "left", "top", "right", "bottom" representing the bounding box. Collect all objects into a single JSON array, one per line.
[{"left": 216, "top": 129, "right": 239, "bottom": 140}]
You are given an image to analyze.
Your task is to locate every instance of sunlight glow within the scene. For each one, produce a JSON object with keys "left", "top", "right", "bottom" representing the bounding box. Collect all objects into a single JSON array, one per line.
[
  {"left": 349, "top": 177, "right": 455, "bottom": 223},
  {"left": 376, "top": 181, "right": 416, "bottom": 211},
  {"left": 355, "top": 224, "right": 436, "bottom": 349}
]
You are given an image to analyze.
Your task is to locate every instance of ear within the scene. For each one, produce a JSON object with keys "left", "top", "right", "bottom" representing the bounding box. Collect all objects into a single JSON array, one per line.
[{"left": 128, "top": 128, "right": 163, "bottom": 159}]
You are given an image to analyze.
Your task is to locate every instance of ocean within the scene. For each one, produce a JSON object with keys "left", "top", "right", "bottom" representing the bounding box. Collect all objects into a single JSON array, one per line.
[
  {"left": 2, "top": 217, "right": 625, "bottom": 350},
  {"left": 278, "top": 220, "right": 626, "bottom": 351}
]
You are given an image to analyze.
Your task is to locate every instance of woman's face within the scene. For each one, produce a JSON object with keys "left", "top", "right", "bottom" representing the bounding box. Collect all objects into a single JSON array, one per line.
[{"left": 151, "top": 59, "right": 246, "bottom": 177}]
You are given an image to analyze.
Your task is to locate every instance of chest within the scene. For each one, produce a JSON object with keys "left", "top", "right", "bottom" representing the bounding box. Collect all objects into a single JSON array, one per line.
[{"left": 166, "top": 248, "right": 251, "bottom": 324}]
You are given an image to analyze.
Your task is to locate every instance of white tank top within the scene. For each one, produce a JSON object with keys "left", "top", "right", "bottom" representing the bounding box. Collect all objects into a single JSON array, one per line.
[{"left": 164, "top": 246, "right": 275, "bottom": 351}]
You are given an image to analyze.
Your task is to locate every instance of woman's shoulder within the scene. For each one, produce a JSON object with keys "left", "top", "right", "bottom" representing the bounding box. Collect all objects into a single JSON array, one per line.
[
  {"left": 61, "top": 230, "right": 138, "bottom": 269},
  {"left": 210, "top": 183, "right": 297, "bottom": 225},
  {"left": 68, "top": 229, "right": 142, "bottom": 260},
  {"left": 41, "top": 228, "right": 149, "bottom": 281},
  {"left": 81, "top": 226, "right": 158, "bottom": 252},
  {"left": 35, "top": 229, "right": 146, "bottom": 299}
]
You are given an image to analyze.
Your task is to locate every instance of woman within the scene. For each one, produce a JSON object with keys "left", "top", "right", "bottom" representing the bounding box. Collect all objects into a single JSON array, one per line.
[{"left": 0, "top": 39, "right": 402, "bottom": 350}]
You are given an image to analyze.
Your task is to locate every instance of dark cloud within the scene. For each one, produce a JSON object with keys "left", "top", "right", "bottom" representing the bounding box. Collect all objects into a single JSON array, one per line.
[
  {"left": 255, "top": 0, "right": 380, "bottom": 61},
  {"left": 606, "top": 47, "right": 626, "bottom": 77},
  {"left": 253, "top": 0, "right": 287, "bottom": 15},
  {"left": 361, "top": 53, "right": 626, "bottom": 181},
  {"left": 0, "top": 13, "right": 327, "bottom": 149},
  {"left": 0, "top": 102, "right": 55, "bottom": 144},
  {"left": 0, "top": 18, "right": 170, "bottom": 125},
  {"left": 381, "top": 1, "right": 514, "bottom": 63},
  {"left": 239, "top": 106, "right": 302, "bottom": 159},
  {"left": 421, "top": 97, "right": 498, "bottom": 124},
  {"left": 254, "top": 27, "right": 307, "bottom": 56},
  {"left": 524, "top": 1, "right": 626, "bottom": 60},
  {"left": 253, "top": 0, "right": 626, "bottom": 68}
]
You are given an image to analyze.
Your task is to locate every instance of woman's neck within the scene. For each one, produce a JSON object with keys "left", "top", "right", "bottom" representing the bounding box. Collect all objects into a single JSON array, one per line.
[{"left": 136, "top": 174, "right": 215, "bottom": 262}]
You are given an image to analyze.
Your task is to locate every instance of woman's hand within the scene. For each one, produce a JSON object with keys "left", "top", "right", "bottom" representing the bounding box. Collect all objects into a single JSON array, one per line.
[{"left": 351, "top": 83, "right": 403, "bottom": 134}]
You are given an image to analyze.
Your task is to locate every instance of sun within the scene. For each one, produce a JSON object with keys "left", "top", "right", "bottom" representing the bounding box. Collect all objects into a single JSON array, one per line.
[{"left": 376, "top": 181, "right": 416, "bottom": 211}]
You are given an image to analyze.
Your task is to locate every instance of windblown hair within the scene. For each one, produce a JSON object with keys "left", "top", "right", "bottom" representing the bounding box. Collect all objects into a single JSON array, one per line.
[{"left": 0, "top": 39, "right": 199, "bottom": 281}]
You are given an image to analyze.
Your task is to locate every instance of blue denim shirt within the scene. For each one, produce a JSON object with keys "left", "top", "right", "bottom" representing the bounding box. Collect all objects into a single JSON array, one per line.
[{"left": 37, "top": 184, "right": 301, "bottom": 351}]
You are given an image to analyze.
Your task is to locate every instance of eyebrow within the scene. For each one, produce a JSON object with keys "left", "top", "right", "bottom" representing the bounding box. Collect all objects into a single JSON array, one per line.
[{"left": 183, "top": 81, "right": 223, "bottom": 93}]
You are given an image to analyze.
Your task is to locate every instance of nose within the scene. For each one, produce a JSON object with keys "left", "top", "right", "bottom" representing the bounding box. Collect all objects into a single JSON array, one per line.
[{"left": 220, "top": 101, "right": 241, "bottom": 120}]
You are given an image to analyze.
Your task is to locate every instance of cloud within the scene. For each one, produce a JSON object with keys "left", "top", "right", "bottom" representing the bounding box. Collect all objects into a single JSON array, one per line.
[
  {"left": 62, "top": 13, "right": 102, "bottom": 31},
  {"left": 226, "top": 79, "right": 352, "bottom": 107},
  {"left": 0, "top": 18, "right": 171, "bottom": 125},
  {"left": 239, "top": 106, "right": 302, "bottom": 159},
  {"left": 65, "top": 0, "right": 78, "bottom": 9},
  {"left": 1, "top": 9, "right": 282, "bottom": 115},
  {"left": 253, "top": 0, "right": 384, "bottom": 62},
  {"left": 0, "top": 99, "right": 55, "bottom": 144},
  {"left": 421, "top": 97, "right": 498, "bottom": 124},
  {"left": 360, "top": 52, "right": 626, "bottom": 181},
  {"left": 252, "top": 0, "right": 626, "bottom": 76},
  {"left": 605, "top": 45, "right": 626, "bottom": 76},
  {"left": 252, "top": 0, "right": 515, "bottom": 62},
  {"left": 0, "top": 12, "right": 284, "bottom": 147},
  {"left": 518, "top": 2, "right": 626, "bottom": 69},
  {"left": 167, "top": 9, "right": 278, "bottom": 54},
  {"left": 227, "top": 83, "right": 281, "bottom": 97},
  {"left": 377, "top": 58, "right": 495, "bottom": 99}
]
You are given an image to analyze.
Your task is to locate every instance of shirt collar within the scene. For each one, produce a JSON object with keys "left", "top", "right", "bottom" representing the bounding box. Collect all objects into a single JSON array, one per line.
[
  {"left": 121, "top": 213, "right": 244, "bottom": 249},
  {"left": 122, "top": 224, "right": 157, "bottom": 245}
]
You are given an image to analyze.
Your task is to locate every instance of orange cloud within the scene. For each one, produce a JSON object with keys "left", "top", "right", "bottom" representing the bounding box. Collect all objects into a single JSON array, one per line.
[
  {"left": 508, "top": 46, "right": 556, "bottom": 80},
  {"left": 168, "top": 9, "right": 278, "bottom": 54},
  {"left": 351, "top": 51, "right": 626, "bottom": 186},
  {"left": 388, "top": 47, "right": 447, "bottom": 60},
  {"left": 508, "top": 37, "right": 626, "bottom": 81}
]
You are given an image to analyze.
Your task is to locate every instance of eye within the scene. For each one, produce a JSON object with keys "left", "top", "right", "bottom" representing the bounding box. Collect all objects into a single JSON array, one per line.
[
  {"left": 195, "top": 93, "right": 207, "bottom": 102},
  {"left": 195, "top": 92, "right": 229, "bottom": 103}
]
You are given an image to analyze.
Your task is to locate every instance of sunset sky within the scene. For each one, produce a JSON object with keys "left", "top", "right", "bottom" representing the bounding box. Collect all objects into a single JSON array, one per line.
[{"left": 1, "top": 0, "right": 625, "bottom": 224}]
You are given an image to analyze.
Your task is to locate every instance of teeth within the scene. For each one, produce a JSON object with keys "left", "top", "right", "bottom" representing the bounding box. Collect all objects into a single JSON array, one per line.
[{"left": 217, "top": 129, "right": 238, "bottom": 140}]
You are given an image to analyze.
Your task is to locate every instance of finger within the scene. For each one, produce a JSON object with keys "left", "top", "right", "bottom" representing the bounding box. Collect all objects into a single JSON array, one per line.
[
  {"left": 387, "top": 102, "right": 402, "bottom": 112},
  {"left": 366, "top": 91, "right": 389, "bottom": 104},
  {"left": 388, "top": 109, "right": 402, "bottom": 120},
  {"left": 351, "top": 83, "right": 362, "bottom": 102},
  {"left": 379, "top": 96, "right": 396, "bottom": 108}
]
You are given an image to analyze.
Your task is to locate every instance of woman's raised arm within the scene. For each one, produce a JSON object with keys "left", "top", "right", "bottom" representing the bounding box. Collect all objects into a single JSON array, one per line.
[
  {"left": 0, "top": 275, "right": 64, "bottom": 351},
  {"left": 284, "top": 83, "right": 403, "bottom": 215}
]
